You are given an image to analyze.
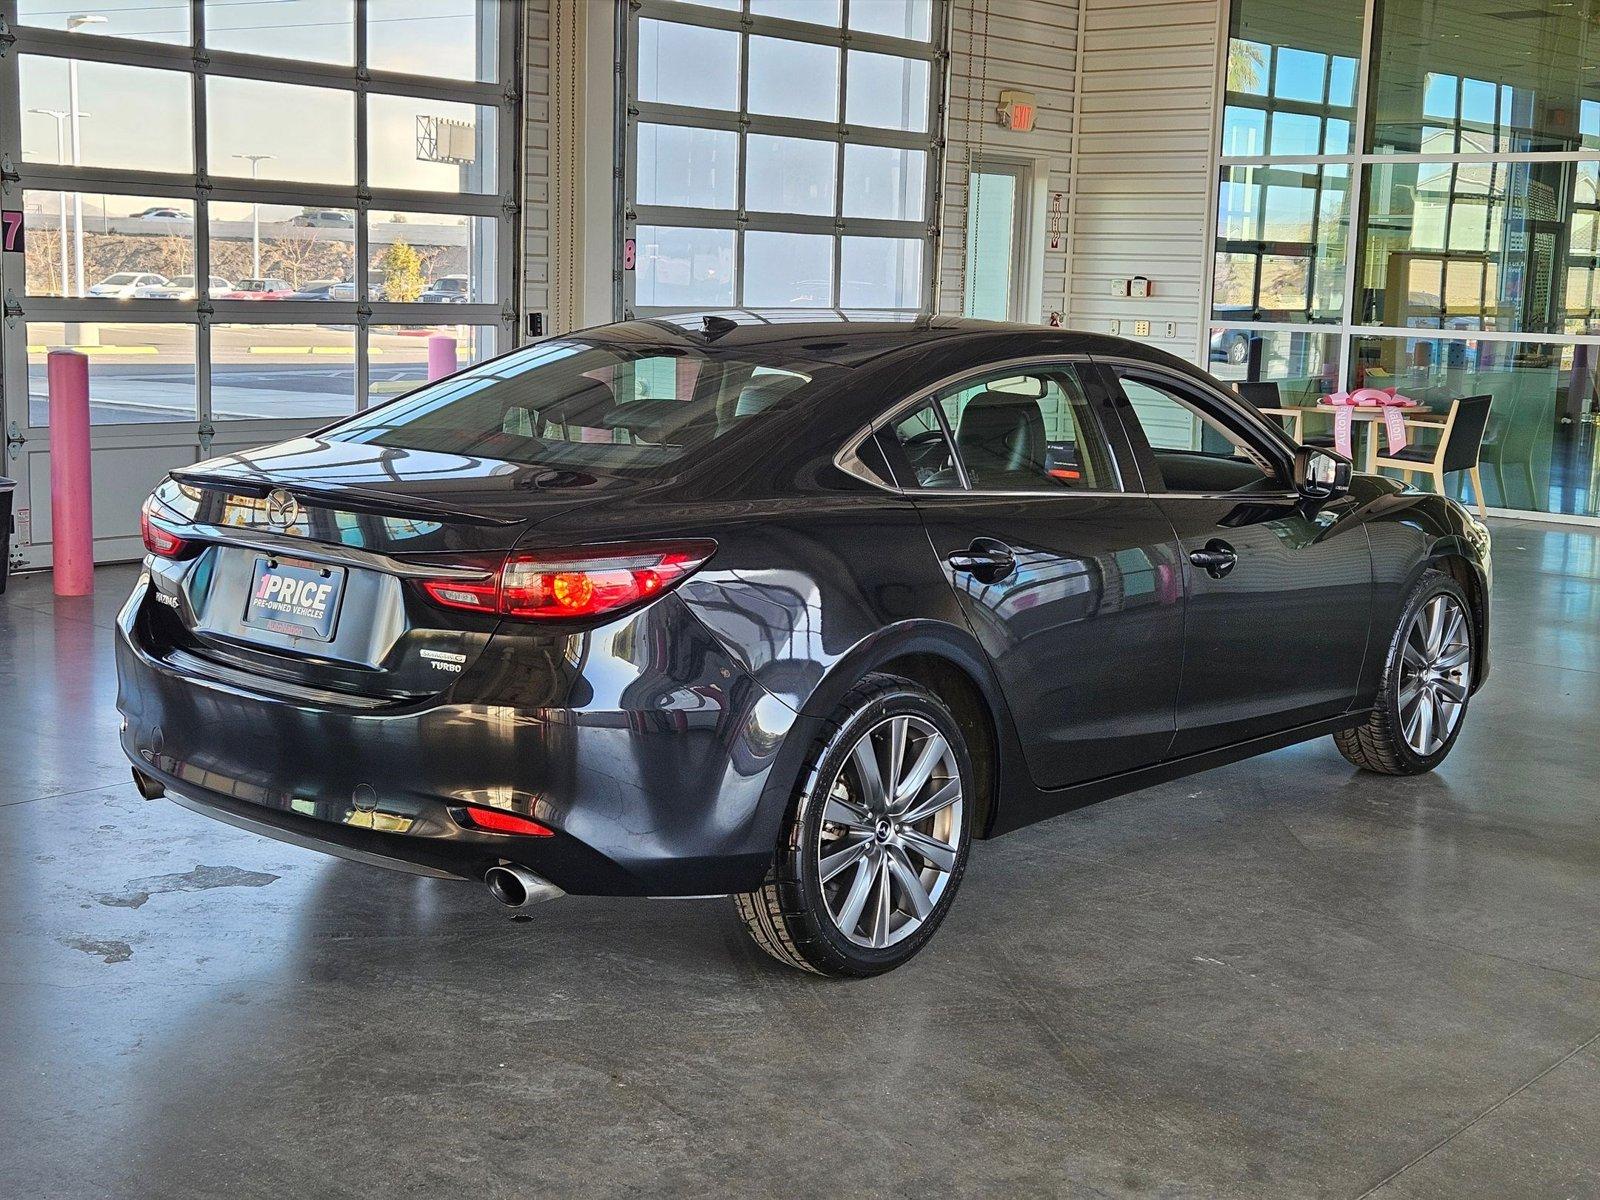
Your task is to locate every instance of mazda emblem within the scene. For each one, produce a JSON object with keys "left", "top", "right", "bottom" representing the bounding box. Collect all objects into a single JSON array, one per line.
[{"left": 265, "top": 488, "right": 301, "bottom": 529}]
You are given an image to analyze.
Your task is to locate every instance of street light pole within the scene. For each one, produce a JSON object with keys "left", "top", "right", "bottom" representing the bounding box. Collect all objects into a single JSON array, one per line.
[
  {"left": 65, "top": 14, "right": 107, "bottom": 298},
  {"left": 232, "top": 154, "right": 276, "bottom": 278},
  {"left": 28, "top": 109, "right": 72, "bottom": 294}
]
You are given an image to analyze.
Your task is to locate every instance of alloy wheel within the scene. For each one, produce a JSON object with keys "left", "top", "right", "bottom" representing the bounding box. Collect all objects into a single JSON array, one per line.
[
  {"left": 815, "top": 714, "right": 964, "bottom": 949},
  {"left": 1398, "top": 593, "right": 1472, "bottom": 757}
]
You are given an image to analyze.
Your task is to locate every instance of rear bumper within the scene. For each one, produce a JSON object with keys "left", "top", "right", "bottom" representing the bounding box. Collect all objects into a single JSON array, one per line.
[{"left": 115, "top": 576, "right": 802, "bottom": 896}]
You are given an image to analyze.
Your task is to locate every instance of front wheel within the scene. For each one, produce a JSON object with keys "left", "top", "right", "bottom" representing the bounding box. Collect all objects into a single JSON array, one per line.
[
  {"left": 1335, "top": 571, "right": 1475, "bottom": 775},
  {"left": 734, "top": 674, "right": 974, "bottom": 977}
]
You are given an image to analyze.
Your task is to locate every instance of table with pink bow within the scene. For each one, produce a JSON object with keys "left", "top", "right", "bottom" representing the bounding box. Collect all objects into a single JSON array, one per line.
[{"left": 1257, "top": 387, "right": 1446, "bottom": 472}]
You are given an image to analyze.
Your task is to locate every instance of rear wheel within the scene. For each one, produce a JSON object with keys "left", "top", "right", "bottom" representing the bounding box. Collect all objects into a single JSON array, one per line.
[
  {"left": 734, "top": 674, "right": 973, "bottom": 977},
  {"left": 1335, "top": 571, "right": 1474, "bottom": 775}
]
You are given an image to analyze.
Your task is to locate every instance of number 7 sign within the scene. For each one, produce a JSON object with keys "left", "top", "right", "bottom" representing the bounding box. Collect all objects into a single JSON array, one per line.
[{"left": 1, "top": 211, "right": 23, "bottom": 254}]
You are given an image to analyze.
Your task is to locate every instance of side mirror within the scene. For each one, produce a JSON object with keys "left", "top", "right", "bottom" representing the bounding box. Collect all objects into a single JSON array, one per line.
[{"left": 1294, "top": 445, "right": 1352, "bottom": 503}]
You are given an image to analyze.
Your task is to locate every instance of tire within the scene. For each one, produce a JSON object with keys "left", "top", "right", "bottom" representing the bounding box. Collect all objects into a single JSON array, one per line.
[
  {"left": 734, "top": 673, "right": 975, "bottom": 977},
  {"left": 1227, "top": 335, "right": 1250, "bottom": 365},
  {"left": 1335, "top": 570, "right": 1475, "bottom": 775}
]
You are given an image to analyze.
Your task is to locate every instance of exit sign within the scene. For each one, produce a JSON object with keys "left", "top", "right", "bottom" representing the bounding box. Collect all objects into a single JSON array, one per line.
[{"left": 997, "top": 90, "right": 1037, "bottom": 134}]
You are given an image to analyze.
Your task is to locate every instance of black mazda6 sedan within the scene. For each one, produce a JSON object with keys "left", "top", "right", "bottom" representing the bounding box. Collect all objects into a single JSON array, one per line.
[{"left": 118, "top": 315, "right": 1491, "bottom": 976}]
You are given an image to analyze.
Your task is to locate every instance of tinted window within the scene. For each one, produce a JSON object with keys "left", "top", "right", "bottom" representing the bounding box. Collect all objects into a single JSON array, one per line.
[
  {"left": 887, "top": 403, "right": 961, "bottom": 488},
  {"left": 330, "top": 341, "right": 815, "bottom": 474},
  {"left": 1115, "top": 371, "right": 1282, "bottom": 493},
  {"left": 940, "top": 369, "right": 1112, "bottom": 492}
]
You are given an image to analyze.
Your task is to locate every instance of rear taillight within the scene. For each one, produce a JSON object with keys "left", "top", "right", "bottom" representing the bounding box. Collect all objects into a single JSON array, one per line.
[
  {"left": 419, "top": 539, "right": 716, "bottom": 621},
  {"left": 140, "top": 495, "right": 195, "bottom": 560}
]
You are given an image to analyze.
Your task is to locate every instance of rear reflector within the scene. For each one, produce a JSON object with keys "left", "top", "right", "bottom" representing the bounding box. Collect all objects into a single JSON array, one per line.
[
  {"left": 140, "top": 495, "right": 195, "bottom": 559},
  {"left": 419, "top": 539, "right": 716, "bottom": 621},
  {"left": 458, "top": 806, "right": 555, "bottom": 836}
]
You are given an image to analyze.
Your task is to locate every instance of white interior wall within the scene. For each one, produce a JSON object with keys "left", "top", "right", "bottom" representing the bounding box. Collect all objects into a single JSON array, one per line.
[
  {"left": 1065, "top": 0, "right": 1221, "bottom": 363},
  {"left": 938, "top": 0, "right": 1081, "bottom": 324}
]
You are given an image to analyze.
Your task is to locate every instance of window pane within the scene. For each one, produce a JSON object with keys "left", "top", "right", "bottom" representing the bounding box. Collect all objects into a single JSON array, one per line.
[
  {"left": 634, "top": 227, "right": 736, "bottom": 308},
  {"left": 636, "top": 125, "right": 738, "bottom": 209},
  {"left": 840, "top": 237, "right": 923, "bottom": 309},
  {"left": 1368, "top": 0, "right": 1600, "bottom": 154},
  {"left": 964, "top": 171, "right": 1017, "bottom": 320},
  {"left": 939, "top": 370, "right": 1111, "bottom": 492},
  {"left": 845, "top": 51, "right": 929, "bottom": 132},
  {"left": 637, "top": 20, "right": 740, "bottom": 111},
  {"left": 368, "top": 0, "right": 498, "bottom": 83},
  {"left": 842, "top": 144, "right": 925, "bottom": 220},
  {"left": 205, "top": 0, "right": 353, "bottom": 64},
  {"left": 22, "top": 192, "right": 194, "bottom": 299},
  {"left": 27, "top": 323, "right": 196, "bottom": 426},
  {"left": 207, "top": 77, "right": 355, "bottom": 186},
  {"left": 17, "top": 0, "right": 189, "bottom": 43},
  {"left": 750, "top": 0, "right": 842, "bottom": 24},
  {"left": 1207, "top": 328, "right": 1340, "bottom": 402},
  {"left": 369, "top": 210, "right": 498, "bottom": 303},
  {"left": 207, "top": 203, "right": 356, "bottom": 298},
  {"left": 848, "top": 0, "right": 933, "bottom": 41},
  {"left": 1356, "top": 159, "right": 1585, "bottom": 335},
  {"left": 369, "top": 92, "right": 497, "bottom": 193},
  {"left": 889, "top": 404, "right": 960, "bottom": 489},
  {"left": 748, "top": 36, "right": 840, "bottom": 122},
  {"left": 1116, "top": 374, "right": 1274, "bottom": 492},
  {"left": 212, "top": 325, "right": 355, "bottom": 419},
  {"left": 746, "top": 135, "right": 837, "bottom": 216},
  {"left": 20, "top": 57, "right": 192, "bottom": 174},
  {"left": 368, "top": 324, "right": 498, "bottom": 406},
  {"left": 1213, "top": 163, "right": 1347, "bottom": 323},
  {"left": 1222, "top": 0, "right": 1361, "bottom": 158},
  {"left": 743, "top": 232, "right": 834, "bottom": 306},
  {"left": 1350, "top": 335, "right": 1596, "bottom": 517}
]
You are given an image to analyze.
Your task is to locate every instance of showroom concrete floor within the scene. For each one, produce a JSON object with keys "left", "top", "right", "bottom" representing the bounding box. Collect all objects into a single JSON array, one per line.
[{"left": 2, "top": 518, "right": 1597, "bottom": 1199}]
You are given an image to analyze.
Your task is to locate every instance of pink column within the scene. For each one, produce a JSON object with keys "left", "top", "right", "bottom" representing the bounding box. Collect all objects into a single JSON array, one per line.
[
  {"left": 48, "top": 349, "right": 94, "bottom": 596},
  {"left": 426, "top": 334, "right": 459, "bottom": 382}
]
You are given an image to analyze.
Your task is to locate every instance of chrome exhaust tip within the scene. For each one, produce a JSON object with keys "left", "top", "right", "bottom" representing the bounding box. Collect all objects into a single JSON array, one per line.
[
  {"left": 484, "top": 864, "right": 564, "bottom": 908},
  {"left": 132, "top": 768, "right": 166, "bottom": 800}
]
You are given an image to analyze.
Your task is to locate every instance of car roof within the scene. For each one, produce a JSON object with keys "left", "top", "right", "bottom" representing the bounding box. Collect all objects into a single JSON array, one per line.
[{"left": 570, "top": 311, "right": 1195, "bottom": 372}]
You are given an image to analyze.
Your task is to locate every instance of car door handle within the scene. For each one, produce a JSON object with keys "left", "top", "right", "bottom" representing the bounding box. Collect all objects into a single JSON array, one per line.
[
  {"left": 947, "top": 539, "right": 1016, "bottom": 580},
  {"left": 1189, "top": 540, "right": 1238, "bottom": 579}
]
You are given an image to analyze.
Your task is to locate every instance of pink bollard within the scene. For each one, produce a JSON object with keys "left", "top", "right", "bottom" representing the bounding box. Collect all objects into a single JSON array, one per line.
[
  {"left": 427, "top": 334, "right": 459, "bottom": 382},
  {"left": 47, "top": 349, "right": 94, "bottom": 597}
]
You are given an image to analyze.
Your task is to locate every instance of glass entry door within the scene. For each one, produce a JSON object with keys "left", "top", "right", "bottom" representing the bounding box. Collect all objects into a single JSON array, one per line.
[{"left": 963, "top": 159, "right": 1032, "bottom": 321}]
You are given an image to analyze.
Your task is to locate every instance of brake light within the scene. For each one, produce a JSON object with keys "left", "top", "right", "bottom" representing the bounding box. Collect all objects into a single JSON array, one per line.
[
  {"left": 457, "top": 805, "right": 554, "bottom": 836},
  {"left": 419, "top": 540, "right": 716, "bottom": 620},
  {"left": 140, "top": 495, "right": 194, "bottom": 559}
]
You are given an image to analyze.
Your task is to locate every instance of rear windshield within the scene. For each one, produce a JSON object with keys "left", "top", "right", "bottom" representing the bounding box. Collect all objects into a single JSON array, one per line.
[{"left": 328, "top": 340, "right": 817, "bottom": 473}]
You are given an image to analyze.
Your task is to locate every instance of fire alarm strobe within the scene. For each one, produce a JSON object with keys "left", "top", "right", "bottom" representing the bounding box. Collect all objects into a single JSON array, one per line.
[{"left": 997, "top": 90, "right": 1037, "bottom": 133}]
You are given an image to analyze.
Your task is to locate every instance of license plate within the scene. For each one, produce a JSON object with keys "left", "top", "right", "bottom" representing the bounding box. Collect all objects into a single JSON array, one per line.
[{"left": 244, "top": 556, "right": 346, "bottom": 641}]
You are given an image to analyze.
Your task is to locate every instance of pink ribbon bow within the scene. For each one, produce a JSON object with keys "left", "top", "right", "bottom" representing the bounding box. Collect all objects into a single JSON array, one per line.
[{"left": 1318, "top": 388, "right": 1414, "bottom": 459}]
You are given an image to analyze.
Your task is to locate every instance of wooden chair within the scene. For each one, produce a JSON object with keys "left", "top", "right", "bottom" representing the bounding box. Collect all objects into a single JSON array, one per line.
[
  {"left": 1371, "top": 394, "right": 1492, "bottom": 519},
  {"left": 1236, "top": 380, "right": 1335, "bottom": 448}
]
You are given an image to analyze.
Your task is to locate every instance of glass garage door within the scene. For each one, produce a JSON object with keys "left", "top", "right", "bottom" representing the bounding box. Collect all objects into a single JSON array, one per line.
[
  {"left": 621, "top": 0, "right": 946, "bottom": 318},
  {"left": 0, "top": 0, "right": 520, "bottom": 568}
]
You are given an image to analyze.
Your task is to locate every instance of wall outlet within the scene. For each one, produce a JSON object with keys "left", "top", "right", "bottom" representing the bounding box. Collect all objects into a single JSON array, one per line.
[
  {"left": 1165, "top": 322, "right": 1178, "bottom": 338},
  {"left": 1133, "top": 320, "right": 1151, "bottom": 337},
  {"left": 1109, "top": 319, "right": 1121, "bottom": 335}
]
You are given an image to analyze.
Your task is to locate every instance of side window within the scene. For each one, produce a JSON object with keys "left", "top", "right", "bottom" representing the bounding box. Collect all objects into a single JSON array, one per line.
[
  {"left": 938, "top": 368, "right": 1114, "bottom": 492},
  {"left": 1116, "top": 372, "right": 1283, "bottom": 494},
  {"left": 887, "top": 403, "right": 963, "bottom": 489}
]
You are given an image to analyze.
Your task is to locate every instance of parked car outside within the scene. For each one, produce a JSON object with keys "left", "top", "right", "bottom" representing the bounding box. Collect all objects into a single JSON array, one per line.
[
  {"left": 330, "top": 275, "right": 385, "bottom": 301},
  {"left": 88, "top": 272, "right": 168, "bottom": 298},
  {"left": 136, "top": 274, "right": 233, "bottom": 299},
  {"left": 292, "top": 210, "right": 354, "bottom": 228},
  {"left": 419, "top": 275, "right": 470, "bottom": 303},
  {"left": 120, "top": 316, "right": 1492, "bottom": 978},
  {"left": 221, "top": 278, "right": 295, "bottom": 300},
  {"left": 288, "top": 279, "right": 341, "bottom": 300}
]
